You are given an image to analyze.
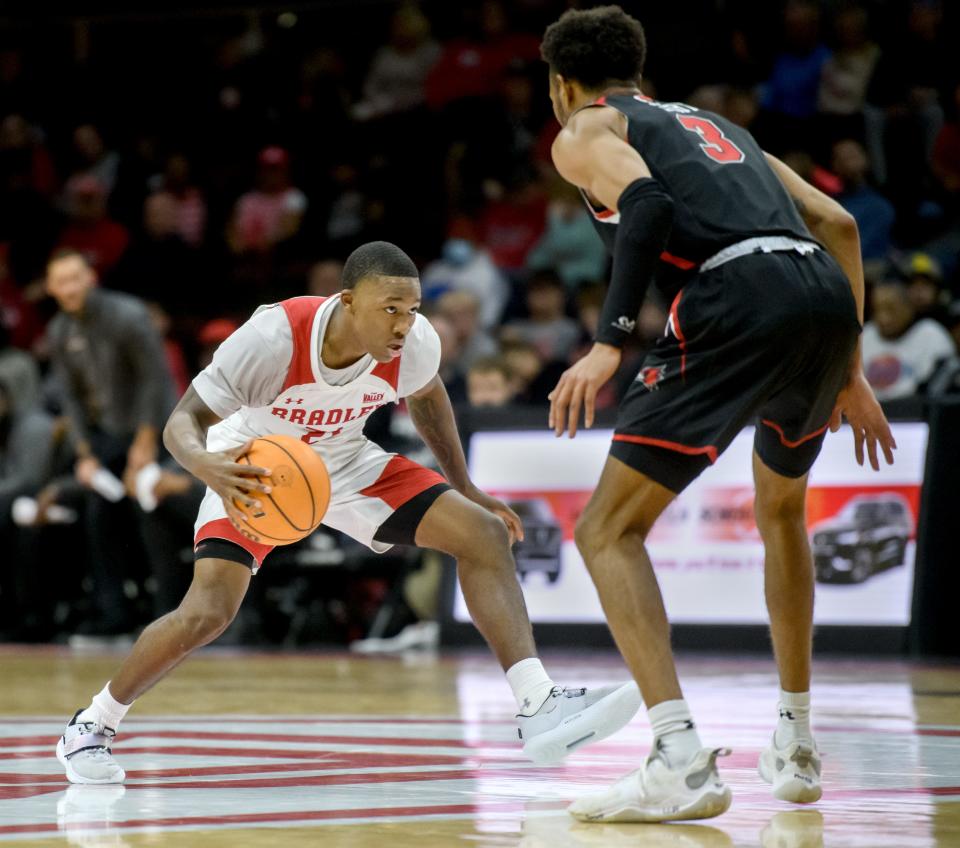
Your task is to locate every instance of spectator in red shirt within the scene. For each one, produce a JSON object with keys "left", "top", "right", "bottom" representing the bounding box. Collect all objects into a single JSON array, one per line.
[
  {"left": 56, "top": 175, "right": 130, "bottom": 277},
  {"left": 478, "top": 169, "right": 547, "bottom": 273},
  {"left": 425, "top": 1, "right": 539, "bottom": 109},
  {"left": 228, "top": 147, "right": 307, "bottom": 254}
]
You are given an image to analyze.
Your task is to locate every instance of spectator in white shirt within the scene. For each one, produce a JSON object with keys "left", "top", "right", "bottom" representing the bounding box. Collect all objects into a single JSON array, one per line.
[{"left": 862, "top": 280, "right": 956, "bottom": 400}]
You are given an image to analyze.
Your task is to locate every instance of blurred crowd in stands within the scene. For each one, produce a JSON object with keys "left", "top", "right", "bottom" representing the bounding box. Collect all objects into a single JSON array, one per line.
[{"left": 1, "top": 0, "right": 959, "bottom": 644}]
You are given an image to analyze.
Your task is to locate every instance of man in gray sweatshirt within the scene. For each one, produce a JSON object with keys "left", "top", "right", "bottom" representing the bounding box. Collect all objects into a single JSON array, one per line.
[{"left": 45, "top": 248, "right": 175, "bottom": 634}]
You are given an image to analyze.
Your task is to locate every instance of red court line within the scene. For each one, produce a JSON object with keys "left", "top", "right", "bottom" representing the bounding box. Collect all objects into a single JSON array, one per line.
[
  {"left": 119, "top": 730, "right": 488, "bottom": 748},
  {"left": 0, "top": 799, "right": 565, "bottom": 835}
]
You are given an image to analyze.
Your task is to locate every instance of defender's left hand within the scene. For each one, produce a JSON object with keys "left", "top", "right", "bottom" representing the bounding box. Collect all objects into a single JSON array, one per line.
[
  {"left": 549, "top": 343, "right": 621, "bottom": 438},
  {"left": 829, "top": 371, "right": 896, "bottom": 471},
  {"left": 463, "top": 485, "right": 524, "bottom": 545}
]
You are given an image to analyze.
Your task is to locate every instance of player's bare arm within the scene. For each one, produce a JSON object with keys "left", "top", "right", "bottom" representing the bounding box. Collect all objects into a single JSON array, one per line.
[
  {"left": 162, "top": 384, "right": 272, "bottom": 526},
  {"left": 765, "top": 152, "right": 896, "bottom": 470},
  {"left": 549, "top": 107, "right": 672, "bottom": 438},
  {"left": 406, "top": 375, "right": 524, "bottom": 543}
]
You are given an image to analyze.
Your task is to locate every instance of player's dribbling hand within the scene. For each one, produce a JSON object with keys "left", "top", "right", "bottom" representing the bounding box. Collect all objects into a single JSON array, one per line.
[
  {"left": 829, "top": 371, "right": 897, "bottom": 471},
  {"left": 195, "top": 440, "right": 273, "bottom": 525},
  {"left": 548, "top": 343, "right": 621, "bottom": 438},
  {"left": 463, "top": 485, "right": 525, "bottom": 545}
]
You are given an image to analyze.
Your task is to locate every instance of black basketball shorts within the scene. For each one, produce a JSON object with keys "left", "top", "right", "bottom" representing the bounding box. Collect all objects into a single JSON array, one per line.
[{"left": 610, "top": 248, "right": 861, "bottom": 493}]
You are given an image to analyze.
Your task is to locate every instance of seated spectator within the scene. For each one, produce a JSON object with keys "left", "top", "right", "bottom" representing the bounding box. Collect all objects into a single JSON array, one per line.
[
  {"left": 862, "top": 280, "right": 956, "bottom": 400},
  {"left": 352, "top": 3, "right": 440, "bottom": 122},
  {"left": 526, "top": 181, "right": 607, "bottom": 290},
  {"left": 146, "top": 302, "right": 190, "bottom": 396},
  {"left": 424, "top": 0, "right": 539, "bottom": 110},
  {"left": 0, "top": 320, "right": 39, "bottom": 412},
  {"left": 759, "top": 1, "right": 831, "bottom": 148},
  {"left": 832, "top": 139, "right": 894, "bottom": 270},
  {"left": 931, "top": 81, "right": 960, "bottom": 203},
  {"left": 502, "top": 270, "right": 579, "bottom": 363},
  {"left": 435, "top": 289, "right": 497, "bottom": 372},
  {"left": 422, "top": 236, "right": 508, "bottom": 331},
  {"left": 0, "top": 374, "right": 60, "bottom": 640},
  {"left": 865, "top": 0, "right": 950, "bottom": 187},
  {"left": 57, "top": 175, "right": 130, "bottom": 277},
  {"left": 145, "top": 154, "right": 207, "bottom": 247},
  {"left": 904, "top": 253, "right": 950, "bottom": 326},
  {"left": 466, "top": 356, "right": 514, "bottom": 408},
  {"left": 501, "top": 339, "right": 566, "bottom": 407},
  {"left": 817, "top": 4, "right": 880, "bottom": 136},
  {"left": 0, "top": 113, "right": 56, "bottom": 197},
  {"left": 478, "top": 168, "right": 547, "bottom": 274},
  {"left": 428, "top": 313, "right": 467, "bottom": 404},
  {"left": 197, "top": 317, "right": 239, "bottom": 370},
  {"left": 229, "top": 147, "right": 307, "bottom": 254},
  {"left": 307, "top": 259, "right": 344, "bottom": 298},
  {"left": 69, "top": 123, "right": 120, "bottom": 197}
]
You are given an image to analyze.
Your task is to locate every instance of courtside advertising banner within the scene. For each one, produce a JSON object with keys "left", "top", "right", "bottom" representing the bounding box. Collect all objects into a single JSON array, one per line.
[{"left": 454, "top": 423, "right": 928, "bottom": 626}]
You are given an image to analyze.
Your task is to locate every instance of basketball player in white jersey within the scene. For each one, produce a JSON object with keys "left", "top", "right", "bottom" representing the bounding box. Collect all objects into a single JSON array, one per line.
[{"left": 56, "top": 241, "right": 641, "bottom": 784}]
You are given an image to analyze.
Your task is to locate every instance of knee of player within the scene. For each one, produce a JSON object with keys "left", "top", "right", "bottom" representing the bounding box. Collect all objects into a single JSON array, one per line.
[
  {"left": 455, "top": 510, "right": 511, "bottom": 560},
  {"left": 176, "top": 604, "right": 236, "bottom": 646},
  {"left": 754, "top": 487, "right": 806, "bottom": 528}
]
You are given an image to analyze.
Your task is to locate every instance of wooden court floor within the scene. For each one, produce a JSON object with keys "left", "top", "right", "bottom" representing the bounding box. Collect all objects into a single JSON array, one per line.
[{"left": 0, "top": 647, "right": 958, "bottom": 847}]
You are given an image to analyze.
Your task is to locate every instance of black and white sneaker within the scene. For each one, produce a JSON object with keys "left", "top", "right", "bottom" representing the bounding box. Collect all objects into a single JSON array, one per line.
[{"left": 56, "top": 710, "right": 125, "bottom": 785}]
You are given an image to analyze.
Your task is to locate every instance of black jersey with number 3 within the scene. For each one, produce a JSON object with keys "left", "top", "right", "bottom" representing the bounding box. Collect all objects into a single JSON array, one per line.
[{"left": 580, "top": 91, "right": 815, "bottom": 274}]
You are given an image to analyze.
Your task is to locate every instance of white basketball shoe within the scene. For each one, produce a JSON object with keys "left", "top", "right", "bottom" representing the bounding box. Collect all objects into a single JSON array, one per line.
[
  {"left": 568, "top": 744, "right": 732, "bottom": 823},
  {"left": 56, "top": 710, "right": 126, "bottom": 785},
  {"left": 758, "top": 735, "right": 822, "bottom": 803},
  {"left": 517, "top": 682, "right": 641, "bottom": 765}
]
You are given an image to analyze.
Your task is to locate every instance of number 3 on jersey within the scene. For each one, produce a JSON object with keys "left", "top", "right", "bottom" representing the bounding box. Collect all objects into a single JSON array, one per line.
[{"left": 677, "top": 115, "right": 745, "bottom": 164}]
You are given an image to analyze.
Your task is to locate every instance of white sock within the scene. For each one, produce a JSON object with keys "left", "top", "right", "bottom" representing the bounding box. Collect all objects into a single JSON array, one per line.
[
  {"left": 648, "top": 698, "right": 702, "bottom": 768},
  {"left": 506, "top": 658, "right": 556, "bottom": 715},
  {"left": 775, "top": 689, "right": 812, "bottom": 746},
  {"left": 77, "top": 683, "right": 133, "bottom": 731}
]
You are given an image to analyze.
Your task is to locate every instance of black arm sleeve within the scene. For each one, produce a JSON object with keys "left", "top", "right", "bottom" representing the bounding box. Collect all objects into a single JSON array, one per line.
[{"left": 595, "top": 178, "right": 674, "bottom": 347}]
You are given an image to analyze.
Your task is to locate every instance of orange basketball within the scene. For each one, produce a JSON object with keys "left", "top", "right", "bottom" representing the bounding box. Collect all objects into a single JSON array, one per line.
[{"left": 231, "top": 435, "right": 331, "bottom": 545}]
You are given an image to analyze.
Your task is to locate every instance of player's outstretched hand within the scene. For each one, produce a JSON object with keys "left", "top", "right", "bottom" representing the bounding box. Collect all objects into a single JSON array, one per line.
[
  {"left": 548, "top": 343, "right": 621, "bottom": 438},
  {"left": 196, "top": 439, "right": 273, "bottom": 525},
  {"left": 829, "top": 371, "right": 896, "bottom": 471},
  {"left": 463, "top": 485, "right": 525, "bottom": 545}
]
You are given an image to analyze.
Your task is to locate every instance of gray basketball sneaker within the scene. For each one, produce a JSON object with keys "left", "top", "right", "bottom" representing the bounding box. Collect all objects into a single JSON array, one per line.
[
  {"left": 56, "top": 710, "right": 126, "bottom": 784},
  {"left": 517, "top": 682, "right": 641, "bottom": 765}
]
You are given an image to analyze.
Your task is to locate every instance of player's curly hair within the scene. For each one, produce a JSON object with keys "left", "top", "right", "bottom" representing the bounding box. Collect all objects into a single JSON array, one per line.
[
  {"left": 342, "top": 241, "right": 418, "bottom": 289},
  {"left": 540, "top": 6, "right": 646, "bottom": 90}
]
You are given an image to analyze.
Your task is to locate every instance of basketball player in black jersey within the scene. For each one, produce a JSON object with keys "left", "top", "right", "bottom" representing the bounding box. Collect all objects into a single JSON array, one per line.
[{"left": 540, "top": 6, "right": 896, "bottom": 822}]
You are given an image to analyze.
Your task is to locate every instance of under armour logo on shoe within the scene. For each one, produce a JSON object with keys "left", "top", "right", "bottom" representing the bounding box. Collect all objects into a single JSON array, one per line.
[
  {"left": 779, "top": 709, "right": 795, "bottom": 720},
  {"left": 522, "top": 697, "right": 531, "bottom": 711}
]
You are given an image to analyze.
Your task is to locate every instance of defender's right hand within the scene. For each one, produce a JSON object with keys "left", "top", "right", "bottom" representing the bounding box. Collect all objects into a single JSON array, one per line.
[{"left": 194, "top": 440, "right": 273, "bottom": 525}]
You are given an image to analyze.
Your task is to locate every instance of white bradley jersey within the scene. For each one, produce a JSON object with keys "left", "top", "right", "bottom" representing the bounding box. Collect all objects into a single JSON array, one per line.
[{"left": 192, "top": 295, "right": 441, "bottom": 472}]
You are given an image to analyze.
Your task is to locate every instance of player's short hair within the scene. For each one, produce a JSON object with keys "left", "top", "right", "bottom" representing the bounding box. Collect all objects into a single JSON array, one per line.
[
  {"left": 541, "top": 6, "right": 646, "bottom": 90},
  {"left": 342, "top": 241, "right": 418, "bottom": 289}
]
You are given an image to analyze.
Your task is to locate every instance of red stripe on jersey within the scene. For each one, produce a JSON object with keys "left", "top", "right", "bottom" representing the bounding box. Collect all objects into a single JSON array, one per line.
[
  {"left": 280, "top": 297, "right": 327, "bottom": 392},
  {"left": 595, "top": 207, "right": 617, "bottom": 220},
  {"left": 370, "top": 357, "right": 401, "bottom": 391},
  {"left": 669, "top": 288, "right": 688, "bottom": 378},
  {"left": 761, "top": 418, "right": 830, "bottom": 449},
  {"left": 660, "top": 251, "right": 697, "bottom": 271},
  {"left": 359, "top": 456, "right": 446, "bottom": 510},
  {"left": 612, "top": 433, "right": 718, "bottom": 464},
  {"left": 194, "top": 518, "right": 274, "bottom": 565},
  {"left": 594, "top": 95, "right": 607, "bottom": 106}
]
